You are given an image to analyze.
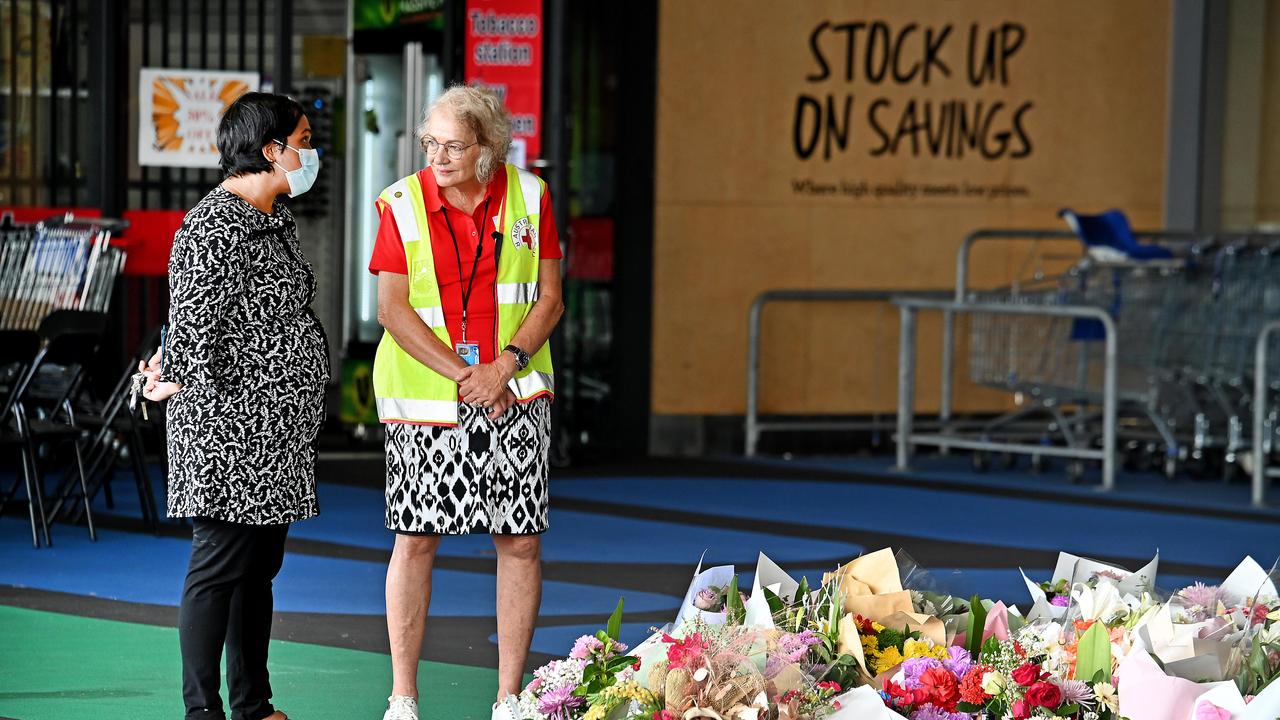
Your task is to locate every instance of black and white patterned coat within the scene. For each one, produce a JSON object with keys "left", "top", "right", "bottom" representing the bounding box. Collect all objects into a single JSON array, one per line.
[{"left": 161, "top": 186, "right": 330, "bottom": 525}]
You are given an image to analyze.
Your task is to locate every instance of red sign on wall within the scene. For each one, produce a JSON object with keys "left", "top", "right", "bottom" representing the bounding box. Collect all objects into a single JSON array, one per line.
[{"left": 464, "top": 0, "right": 542, "bottom": 166}]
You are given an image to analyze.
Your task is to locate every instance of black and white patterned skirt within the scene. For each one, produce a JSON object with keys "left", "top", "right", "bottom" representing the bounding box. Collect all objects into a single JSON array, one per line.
[{"left": 384, "top": 398, "right": 551, "bottom": 535}]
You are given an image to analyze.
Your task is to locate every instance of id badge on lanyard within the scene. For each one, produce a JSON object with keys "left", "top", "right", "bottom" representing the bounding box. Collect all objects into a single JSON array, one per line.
[
  {"left": 456, "top": 341, "right": 480, "bottom": 366},
  {"left": 456, "top": 310, "right": 481, "bottom": 365},
  {"left": 446, "top": 198, "right": 489, "bottom": 368}
]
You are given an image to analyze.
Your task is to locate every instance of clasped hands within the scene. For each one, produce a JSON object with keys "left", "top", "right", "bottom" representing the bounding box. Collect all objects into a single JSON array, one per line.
[
  {"left": 134, "top": 348, "right": 517, "bottom": 420},
  {"left": 139, "top": 349, "right": 183, "bottom": 402},
  {"left": 456, "top": 354, "right": 517, "bottom": 421}
]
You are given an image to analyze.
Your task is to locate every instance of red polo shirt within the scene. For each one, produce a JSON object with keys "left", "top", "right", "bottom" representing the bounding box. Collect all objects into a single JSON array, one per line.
[{"left": 367, "top": 165, "right": 561, "bottom": 364}]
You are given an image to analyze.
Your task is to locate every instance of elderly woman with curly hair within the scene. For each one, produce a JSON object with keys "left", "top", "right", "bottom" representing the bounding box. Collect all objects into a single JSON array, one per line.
[{"left": 366, "top": 85, "right": 564, "bottom": 720}]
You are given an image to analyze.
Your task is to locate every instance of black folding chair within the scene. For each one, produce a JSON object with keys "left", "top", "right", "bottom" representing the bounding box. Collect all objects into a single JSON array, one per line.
[
  {"left": 63, "top": 326, "right": 163, "bottom": 531},
  {"left": 0, "top": 329, "right": 51, "bottom": 547},
  {"left": 21, "top": 310, "right": 108, "bottom": 543}
]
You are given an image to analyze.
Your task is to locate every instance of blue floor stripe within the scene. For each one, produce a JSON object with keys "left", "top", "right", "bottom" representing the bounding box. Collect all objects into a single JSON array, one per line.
[
  {"left": 0, "top": 518, "right": 678, "bottom": 616},
  {"left": 66, "top": 470, "right": 865, "bottom": 565},
  {"left": 752, "top": 455, "right": 1280, "bottom": 518},
  {"left": 550, "top": 476, "right": 1278, "bottom": 569},
  {"left": 291, "top": 483, "right": 864, "bottom": 565}
]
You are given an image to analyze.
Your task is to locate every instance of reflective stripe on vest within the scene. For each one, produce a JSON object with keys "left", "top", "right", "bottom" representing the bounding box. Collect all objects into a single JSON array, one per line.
[
  {"left": 376, "top": 397, "right": 458, "bottom": 424},
  {"left": 497, "top": 281, "right": 539, "bottom": 305},
  {"left": 414, "top": 307, "right": 446, "bottom": 329},
  {"left": 372, "top": 163, "right": 555, "bottom": 425}
]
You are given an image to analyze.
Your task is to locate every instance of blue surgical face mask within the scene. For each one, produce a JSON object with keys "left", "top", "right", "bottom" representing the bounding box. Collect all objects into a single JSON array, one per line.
[{"left": 274, "top": 141, "right": 321, "bottom": 197}]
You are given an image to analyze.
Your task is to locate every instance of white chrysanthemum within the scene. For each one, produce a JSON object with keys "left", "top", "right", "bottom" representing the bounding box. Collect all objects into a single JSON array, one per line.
[{"left": 515, "top": 693, "right": 545, "bottom": 720}]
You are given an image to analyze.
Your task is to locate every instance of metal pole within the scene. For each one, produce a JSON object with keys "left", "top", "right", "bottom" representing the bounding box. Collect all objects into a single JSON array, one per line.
[
  {"left": 896, "top": 306, "right": 917, "bottom": 471},
  {"left": 273, "top": 0, "right": 292, "bottom": 93},
  {"left": 746, "top": 295, "right": 763, "bottom": 457},
  {"left": 939, "top": 306, "right": 954, "bottom": 453},
  {"left": 1101, "top": 313, "right": 1118, "bottom": 492},
  {"left": 1253, "top": 321, "right": 1280, "bottom": 506},
  {"left": 544, "top": 0, "right": 570, "bottom": 465},
  {"left": 956, "top": 231, "right": 977, "bottom": 302}
]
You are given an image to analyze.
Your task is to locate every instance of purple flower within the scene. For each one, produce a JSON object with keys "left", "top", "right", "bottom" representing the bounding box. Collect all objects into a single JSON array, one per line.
[
  {"left": 1050, "top": 595, "right": 1071, "bottom": 607},
  {"left": 777, "top": 630, "right": 822, "bottom": 663},
  {"left": 900, "top": 657, "right": 943, "bottom": 690},
  {"left": 1178, "top": 583, "right": 1224, "bottom": 610},
  {"left": 613, "top": 641, "right": 629, "bottom": 654},
  {"left": 1055, "top": 679, "right": 1094, "bottom": 706},
  {"left": 536, "top": 683, "right": 586, "bottom": 719},
  {"left": 942, "top": 646, "right": 973, "bottom": 679},
  {"left": 910, "top": 706, "right": 970, "bottom": 720},
  {"left": 570, "top": 635, "right": 603, "bottom": 659}
]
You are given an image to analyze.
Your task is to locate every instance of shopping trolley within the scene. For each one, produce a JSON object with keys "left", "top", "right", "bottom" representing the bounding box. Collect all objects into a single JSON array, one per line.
[{"left": 0, "top": 214, "right": 127, "bottom": 330}]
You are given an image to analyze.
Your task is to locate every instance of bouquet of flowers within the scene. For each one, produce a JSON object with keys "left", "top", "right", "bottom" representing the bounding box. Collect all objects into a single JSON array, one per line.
[
  {"left": 510, "top": 549, "right": 1280, "bottom": 720},
  {"left": 515, "top": 600, "right": 662, "bottom": 720}
]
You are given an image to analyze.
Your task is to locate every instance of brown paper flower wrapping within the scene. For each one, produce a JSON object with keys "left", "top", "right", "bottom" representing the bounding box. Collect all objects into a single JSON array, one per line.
[
  {"left": 648, "top": 660, "right": 670, "bottom": 697},
  {"left": 665, "top": 666, "right": 696, "bottom": 711}
]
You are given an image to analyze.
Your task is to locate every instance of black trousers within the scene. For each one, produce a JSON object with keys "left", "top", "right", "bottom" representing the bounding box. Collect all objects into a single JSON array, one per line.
[{"left": 180, "top": 517, "right": 289, "bottom": 720}]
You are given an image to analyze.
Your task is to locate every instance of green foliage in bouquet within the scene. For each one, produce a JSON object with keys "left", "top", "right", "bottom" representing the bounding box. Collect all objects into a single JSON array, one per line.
[
  {"left": 1076, "top": 621, "right": 1112, "bottom": 684},
  {"left": 1039, "top": 577, "right": 1071, "bottom": 600},
  {"left": 964, "top": 594, "right": 988, "bottom": 658},
  {"left": 1234, "top": 626, "right": 1280, "bottom": 697},
  {"left": 574, "top": 598, "right": 641, "bottom": 700},
  {"left": 725, "top": 575, "right": 745, "bottom": 625}
]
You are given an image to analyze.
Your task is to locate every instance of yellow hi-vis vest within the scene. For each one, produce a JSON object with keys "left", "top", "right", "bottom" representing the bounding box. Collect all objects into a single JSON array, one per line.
[{"left": 372, "top": 163, "right": 555, "bottom": 425}]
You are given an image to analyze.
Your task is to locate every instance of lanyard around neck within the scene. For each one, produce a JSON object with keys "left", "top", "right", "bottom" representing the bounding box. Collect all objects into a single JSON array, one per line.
[{"left": 441, "top": 197, "right": 490, "bottom": 342}]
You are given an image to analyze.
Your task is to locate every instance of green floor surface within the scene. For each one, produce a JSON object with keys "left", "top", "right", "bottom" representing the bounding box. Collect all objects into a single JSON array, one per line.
[{"left": 0, "top": 606, "right": 500, "bottom": 720}]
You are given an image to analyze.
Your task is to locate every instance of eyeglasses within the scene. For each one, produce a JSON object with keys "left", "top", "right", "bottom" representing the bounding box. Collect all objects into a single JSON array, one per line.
[{"left": 424, "top": 137, "right": 477, "bottom": 161}]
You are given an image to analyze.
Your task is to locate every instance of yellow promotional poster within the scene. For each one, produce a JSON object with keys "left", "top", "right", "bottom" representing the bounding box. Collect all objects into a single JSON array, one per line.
[{"left": 137, "top": 68, "right": 259, "bottom": 168}]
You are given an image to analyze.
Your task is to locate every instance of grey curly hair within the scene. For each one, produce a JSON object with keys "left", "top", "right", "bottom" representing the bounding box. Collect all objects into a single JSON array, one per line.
[{"left": 418, "top": 84, "right": 513, "bottom": 184}]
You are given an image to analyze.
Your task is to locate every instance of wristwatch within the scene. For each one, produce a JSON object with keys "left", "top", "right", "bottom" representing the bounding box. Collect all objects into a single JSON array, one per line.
[{"left": 504, "top": 344, "right": 530, "bottom": 371}]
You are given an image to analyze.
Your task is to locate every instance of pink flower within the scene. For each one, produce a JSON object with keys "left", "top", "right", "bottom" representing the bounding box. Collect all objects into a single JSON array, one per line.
[
  {"left": 570, "top": 635, "right": 604, "bottom": 659},
  {"left": 524, "top": 677, "right": 542, "bottom": 693},
  {"left": 537, "top": 684, "right": 585, "bottom": 717},
  {"left": 1195, "top": 701, "right": 1233, "bottom": 720},
  {"left": 694, "top": 588, "right": 721, "bottom": 611},
  {"left": 653, "top": 711, "right": 677, "bottom": 720},
  {"left": 663, "top": 632, "right": 710, "bottom": 670}
]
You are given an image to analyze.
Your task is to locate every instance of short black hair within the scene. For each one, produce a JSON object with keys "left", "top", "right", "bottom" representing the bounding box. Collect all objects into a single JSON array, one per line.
[{"left": 217, "top": 92, "right": 306, "bottom": 178}]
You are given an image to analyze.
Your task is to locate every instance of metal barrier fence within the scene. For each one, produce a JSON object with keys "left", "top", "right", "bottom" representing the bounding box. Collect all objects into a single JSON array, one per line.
[
  {"left": 744, "top": 289, "right": 949, "bottom": 457},
  {"left": 1253, "top": 320, "right": 1280, "bottom": 507},
  {"left": 896, "top": 296, "right": 1120, "bottom": 490},
  {"left": 748, "top": 227, "right": 1280, "bottom": 504}
]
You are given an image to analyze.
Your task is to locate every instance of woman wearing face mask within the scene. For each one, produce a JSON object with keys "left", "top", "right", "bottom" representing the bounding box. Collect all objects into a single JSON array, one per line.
[{"left": 140, "top": 92, "right": 329, "bottom": 720}]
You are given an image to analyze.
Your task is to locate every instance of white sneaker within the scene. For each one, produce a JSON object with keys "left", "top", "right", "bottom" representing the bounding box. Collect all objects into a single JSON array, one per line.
[
  {"left": 491, "top": 695, "right": 520, "bottom": 720},
  {"left": 383, "top": 695, "right": 419, "bottom": 720}
]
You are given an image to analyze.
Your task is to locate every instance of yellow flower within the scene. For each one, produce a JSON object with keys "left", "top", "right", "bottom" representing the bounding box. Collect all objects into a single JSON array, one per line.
[
  {"left": 901, "top": 637, "right": 948, "bottom": 661},
  {"left": 872, "top": 621, "right": 886, "bottom": 633},
  {"left": 584, "top": 681, "right": 656, "bottom": 719},
  {"left": 861, "top": 635, "right": 879, "bottom": 653},
  {"left": 875, "top": 646, "right": 904, "bottom": 673},
  {"left": 902, "top": 638, "right": 926, "bottom": 658}
]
